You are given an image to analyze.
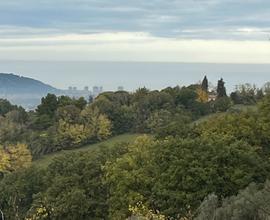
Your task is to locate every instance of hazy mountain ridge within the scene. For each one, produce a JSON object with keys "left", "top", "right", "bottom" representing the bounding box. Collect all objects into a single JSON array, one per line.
[
  {"left": 0, "top": 73, "right": 92, "bottom": 109},
  {"left": 0, "top": 73, "right": 59, "bottom": 94}
]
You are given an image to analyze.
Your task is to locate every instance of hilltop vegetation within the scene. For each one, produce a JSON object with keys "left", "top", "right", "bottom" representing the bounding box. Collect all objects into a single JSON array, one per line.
[{"left": 1, "top": 77, "right": 270, "bottom": 219}]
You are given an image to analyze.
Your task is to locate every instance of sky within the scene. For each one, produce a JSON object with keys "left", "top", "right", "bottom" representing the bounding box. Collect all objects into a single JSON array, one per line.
[{"left": 0, "top": 0, "right": 270, "bottom": 63}]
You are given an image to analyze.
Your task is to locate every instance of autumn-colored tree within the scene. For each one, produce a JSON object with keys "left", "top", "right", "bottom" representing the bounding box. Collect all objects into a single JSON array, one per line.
[
  {"left": 0, "top": 143, "right": 32, "bottom": 173},
  {"left": 97, "top": 114, "right": 112, "bottom": 140},
  {"left": 197, "top": 88, "right": 209, "bottom": 103},
  {"left": 57, "top": 119, "right": 87, "bottom": 147},
  {"left": 81, "top": 106, "right": 112, "bottom": 141}
]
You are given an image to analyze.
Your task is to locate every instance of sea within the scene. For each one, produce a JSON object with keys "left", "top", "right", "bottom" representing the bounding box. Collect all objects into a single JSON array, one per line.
[{"left": 0, "top": 61, "right": 269, "bottom": 92}]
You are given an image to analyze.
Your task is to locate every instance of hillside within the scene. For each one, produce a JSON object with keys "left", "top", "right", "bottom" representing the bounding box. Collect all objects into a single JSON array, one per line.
[
  {"left": 0, "top": 73, "right": 61, "bottom": 109},
  {"left": 34, "top": 133, "right": 140, "bottom": 168},
  {"left": 0, "top": 73, "right": 58, "bottom": 94},
  {"left": 1, "top": 78, "right": 269, "bottom": 219}
]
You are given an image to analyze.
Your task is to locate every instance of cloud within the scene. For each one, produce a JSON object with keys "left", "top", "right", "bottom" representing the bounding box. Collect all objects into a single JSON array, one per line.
[
  {"left": 0, "top": 32, "right": 270, "bottom": 63},
  {"left": 0, "top": 0, "right": 269, "bottom": 39},
  {"left": 0, "top": 0, "right": 270, "bottom": 63}
]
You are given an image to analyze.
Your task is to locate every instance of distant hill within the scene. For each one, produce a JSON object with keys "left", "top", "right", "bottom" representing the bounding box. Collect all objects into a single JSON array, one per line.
[
  {"left": 0, "top": 73, "right": 61, "bottom": 109},
  {"left": 0, "top": 73, "right": 92, "bottom": 109},
  {"left": 0, "top": 73, "right": 59, "bottom": 94}
]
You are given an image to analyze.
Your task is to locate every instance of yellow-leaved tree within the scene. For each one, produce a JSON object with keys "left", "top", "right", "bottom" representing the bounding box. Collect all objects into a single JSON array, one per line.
[
  {"left": 0, "top": 143, "right": 32, "bottom": 173},
  {"left": 81, "top": 106, "right": 112, "bottom": 141},
  {"left": 196, "top": 88, "right": 209, "bottom": 103},
  {"left": 57, "top": 119, "right": 87, "bottom": 146},
  {"left": 97, "top": 114, "right": 112, "bottom": 140}
]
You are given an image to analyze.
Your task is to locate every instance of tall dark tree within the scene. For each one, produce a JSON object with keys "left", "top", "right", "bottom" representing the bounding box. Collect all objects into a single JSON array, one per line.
[
  {"left": 34, "top": 94, "right": 58, "bottom": 130},
  {"left": 217, "top": 78, "right": 227, "bottom": 98},
  {"left": 36, "top": 93, "right": 58, "bottom": 117},
  {"left": 201, "top": 75, "right": 208, "bottom": 92}
]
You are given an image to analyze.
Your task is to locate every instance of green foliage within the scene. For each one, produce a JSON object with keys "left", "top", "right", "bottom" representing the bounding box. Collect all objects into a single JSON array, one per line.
[
  {"left": 145, "top": 108, "right": 192, "bottom": 138},
  {"left": 34, "top": 134, "right": 140, "bottom": 168},
  {"left": 105, "top": 135, "right": 268, "bottom": 219},
  {"left": 0, "top": 167, "right": 44, "bottom": 219},
  {"left": 211, "top": 97, "right": 232, "bottom": 112},
  {"left": 34, "top": 94, "right": 58, "bottom": 130},
  {"left": 37, "top": 94, "right": 58, "bottom": 117},
  {"left": 196, "top": 111, "right": 265, "bottom": 149},
  {"left": 231, "top": 84, "right": 261, "bottom": 105},
  {"left": 174, "top": 86, "right": 198, "bottom": 107},
  {"left": 93, "top": 91, "right": 134, "bottom": 134},
  {"left": 105, "top": 135, "right": 156, "bottom": 219},
  {"left": 0, "top": 142, "right": 131, "bottom": 220},
  {"left": 0, "top": 115, "right": 25, "bottom": 143},
  {"left": 196, "top": 180, "right": 270, "bottom": 220},
  {"left": 0, "top": 99, "right": 17, "bottom": 116},
  {"left": 1, "top": 80, "right": 270, "bottom": 220}
]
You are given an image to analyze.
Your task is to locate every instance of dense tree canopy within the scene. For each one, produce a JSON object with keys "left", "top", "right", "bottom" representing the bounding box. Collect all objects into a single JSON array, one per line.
[{"left": 1, "top": 79, "right": 270, "bottom": 219}]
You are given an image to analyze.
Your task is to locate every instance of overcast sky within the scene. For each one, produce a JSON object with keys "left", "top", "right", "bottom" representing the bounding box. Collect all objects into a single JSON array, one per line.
[{"left": 0, "top": 0, "right": 270, "bottom": 63}]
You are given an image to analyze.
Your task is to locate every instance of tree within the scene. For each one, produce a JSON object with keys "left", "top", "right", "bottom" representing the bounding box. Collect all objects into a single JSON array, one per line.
[
  {"left": 145, "top": 108, "right": 191, "bottom": 138},
  {"left": 217, "top": 78, "right": 227, "bottom": 98},
  {"left": 74, "top": 97, "right": 87, "bottom": 110},
  {"left": 104, "top": 135, "right": 156, "bottom": 220},
  {"left": 36, "top": 93, "right": 58, "bottom": 117},
  {"left": 196, "top": 111, "right": 264, "bottom": 148},
  {"left": 129, "top": 202, "right": 166, "bottom": 220},
  {"left": 0, "top": 167, "right": 44, "bottom": 220},
  {"left": 27, "top": 148, "right": 117, "bottom": 220},
  {"left": 0, "top": 115, "right": 25, "bottom": 143},
  {"left": 97, "top": 114, "right": 112, "bottom": 140},
  {"left": 197, "top": 88, "right": 208, "bottom": 103},
  {"left": 175, "top": 87, "right": 198, "bottom": 107},
  {"left": 57, "top": 119, "right": 87, "bottom": 148},
  {"left": 0, "top": 147, "right": 10, "bottom": 173},
  {"left": 201, "top": 76, "right": 208, "bottom": 92},
  {"left": 35, "top": 93, "right": 58, "bottom": 129},
  {"left": 0, "top": 143, "right": 32, "bottom": 173},
  {"left": 232, "top": 84, "right": 258, "bottom": 104},
  {"left": 0, "top": 99, "right": 17, "bottom": 116},
  {"left": 57, "top": 95, "right": 74, "bottom": 107},
  {"left": 196, "top": 181, "right": 270, "bottom": 220},
  {"left": 81, "top": 106, "right": 112, "bottom": 142},
  {"left": 211, "top": 97, "right": 232, "bottom": 112},
  {"left": 105, "top": 135, "right": 269, "bottom": 219},
  {"left": 92, "top": 92, "right": 134, "bottom": 134},
  {"left": 230, "top": 91, "right": 242, "bottom": 104},
  {"left": 263, "top": 82, "right": 270, "bottom": 95},
  {"left": 56, "top": 105, "right": 81, "bottom": 124}
]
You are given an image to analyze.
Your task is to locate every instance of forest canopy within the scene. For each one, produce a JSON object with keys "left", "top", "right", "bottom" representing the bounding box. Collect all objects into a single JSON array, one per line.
[{"left": 1, "top": 77, "right": 270, "bottom": 220}]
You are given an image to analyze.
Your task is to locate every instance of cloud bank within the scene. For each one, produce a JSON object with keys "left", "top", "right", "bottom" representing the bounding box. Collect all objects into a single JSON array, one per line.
[{"left": 0, "top": 0, "right": 270, "bottom": 62}]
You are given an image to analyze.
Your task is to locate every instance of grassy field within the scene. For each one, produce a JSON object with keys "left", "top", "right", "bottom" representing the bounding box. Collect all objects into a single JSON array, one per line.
[{"left": 34, "top": 133, "right": 140, "bottom": 168}]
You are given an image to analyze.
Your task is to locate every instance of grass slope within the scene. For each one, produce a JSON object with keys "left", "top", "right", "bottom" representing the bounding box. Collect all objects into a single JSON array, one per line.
[{"left": 34, "top": 133, "right": 140, "bottom": 168}]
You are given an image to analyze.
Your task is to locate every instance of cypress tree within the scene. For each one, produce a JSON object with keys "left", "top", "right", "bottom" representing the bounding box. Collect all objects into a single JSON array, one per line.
[
  {"left": 201, "top": 75, "right": 208, "bottom": 92},
  {"left": 217, "top": 78, "right": 227, "bottom": 98}
]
